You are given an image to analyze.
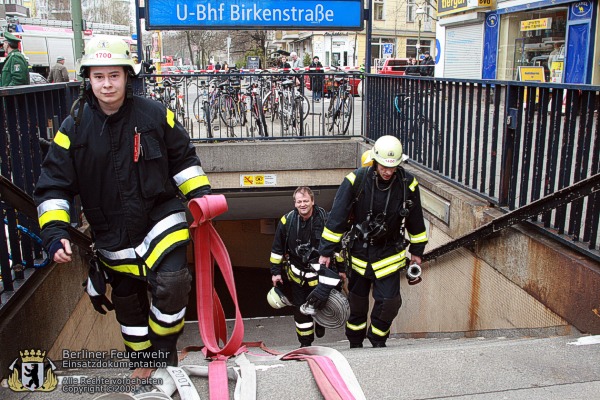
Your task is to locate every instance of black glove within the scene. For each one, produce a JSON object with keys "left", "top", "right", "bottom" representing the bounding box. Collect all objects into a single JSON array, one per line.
[{"left": 83, "top": 258, "right": 114, "bottom": 314}]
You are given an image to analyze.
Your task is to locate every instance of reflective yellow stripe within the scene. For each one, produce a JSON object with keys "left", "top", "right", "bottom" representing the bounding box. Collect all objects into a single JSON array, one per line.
[
  {"left": 346, "top": 321, "right": 367, "bottom": 331},
  {"left": 296, "top": 328, "right": 315, "bottom": 336},
  {"left": 371, "top": 325, "right": 389, "bottom": 337},
  {"left": 322, "top": 227, "right": 343, "bottom": 243},
  {"left": 178, "top": 175, "right": 210, "bottom": 195},
  {"left": 371, "top": 251, "right": 406, "bottom": 270},
  {"left": 410, "top": 231, "right": 428, "bottom": 243},
  {"left": 308, "top": 279, "right": 318, "bottom": 287},
  {"left": 409, "top": 177, "right": 418, "bottom": 192},
  {"left": 346, "top": 172, "right": 356, "bottom": 185},
  {"left": 374, "top": 260, "right": 406, "bottom": 279},
  {"left": 100, "top": 259, "right": 143, "bottom": 276},
  {"left": 351, "top": 256, "right": 367, "bottom": 275},
  {"left": 54, "top": 131, "right": 70, "bottom": 150},
  {"left": 149, "top": 318, "right": 185, "bottom": 336},
  {"left": 287, "top": 268, "right": 302, "bottom": 284},
  {"left": 39, "top": 209, "right": 70, "bottom": 228},
  {"left": 145, "top": 229, "right": 190, "bottom": 269},
  {"left": 270, "top": 256, "right": 283, "bottom": 264},
  {"left": 166, "top": 108, "right": 175, "bottom": 127},
  {"left": 124, "top": 340, "right": 152, "bottom": 351}
]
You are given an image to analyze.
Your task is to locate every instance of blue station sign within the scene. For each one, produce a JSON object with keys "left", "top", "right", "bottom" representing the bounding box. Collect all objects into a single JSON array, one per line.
[{"left": 146, "top": 0, "right": 364, "bottom": 30}]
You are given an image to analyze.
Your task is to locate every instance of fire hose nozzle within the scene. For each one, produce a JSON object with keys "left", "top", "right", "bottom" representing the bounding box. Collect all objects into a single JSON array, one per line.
[{"left": 407, "top": 263, "right": 422, "bottom": 285}]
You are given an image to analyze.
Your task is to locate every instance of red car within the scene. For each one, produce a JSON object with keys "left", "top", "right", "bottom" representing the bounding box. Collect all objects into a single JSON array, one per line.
[{"left": 304, "top": 71, "right": 361, "bottom": 96}]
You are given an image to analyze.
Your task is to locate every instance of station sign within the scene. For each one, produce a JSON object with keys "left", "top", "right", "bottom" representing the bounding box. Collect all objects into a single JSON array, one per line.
[{"left": 146, "top": 0, "right": 364, "bottom": 30}]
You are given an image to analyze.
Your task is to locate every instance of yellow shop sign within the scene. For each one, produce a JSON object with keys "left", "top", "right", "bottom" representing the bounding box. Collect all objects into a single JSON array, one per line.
[{"left": 521, "top": 18, "right": 552, "bottom": 31}]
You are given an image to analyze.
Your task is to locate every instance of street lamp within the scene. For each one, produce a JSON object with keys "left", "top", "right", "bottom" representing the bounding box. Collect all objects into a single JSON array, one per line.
[{"left": 415, "top": 6, "right": 425, "bottom": 58}]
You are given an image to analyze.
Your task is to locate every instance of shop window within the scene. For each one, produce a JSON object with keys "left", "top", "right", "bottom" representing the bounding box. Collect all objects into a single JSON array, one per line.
[
  {"left": 374, "top": 0, "right": 384, "bottom": 21},
  {"left": 499, "top": 6, "right": 567, "bottom": 82}
]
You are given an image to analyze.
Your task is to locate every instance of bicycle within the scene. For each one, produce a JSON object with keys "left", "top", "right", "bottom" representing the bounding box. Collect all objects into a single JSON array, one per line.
[
  {"left": 245, "top": 82, "right": 268, "bottom": 137},
  {"left": 278, "top": 78, "right": 309, "bottom": 136},
  {"left": 393, "top": 89, "right": 442, "bottom": 168},
  {"left": 192, "top": 78, "right": 220, "bottom": 138},
  {"left": 218, "top": 77, "right": 247, "bottom": 136},
  {"left": 325, "top": 72, "right": 353, "bottom": 134}
]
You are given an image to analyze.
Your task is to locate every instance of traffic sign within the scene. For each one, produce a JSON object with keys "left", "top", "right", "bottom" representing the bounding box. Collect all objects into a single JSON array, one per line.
[{"left": 382, "top": 43, "right": 394, "bottom": 55}]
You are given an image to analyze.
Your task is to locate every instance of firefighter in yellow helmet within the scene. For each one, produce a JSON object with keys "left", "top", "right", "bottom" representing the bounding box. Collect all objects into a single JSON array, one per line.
[
  {"left": 34, "top": 36, "right": 211, "bottom": 372},
  {"left": 319, "top": 135, "right": 428, "bottom": 348}
]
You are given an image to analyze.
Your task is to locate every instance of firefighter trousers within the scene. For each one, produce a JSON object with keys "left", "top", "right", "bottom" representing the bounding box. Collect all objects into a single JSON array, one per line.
[
  {"left": 110, "top": 245, "right": 191, "bottom": 367},
  {"left": 345, "top": 270, "right": 401, "bottom": 346}
]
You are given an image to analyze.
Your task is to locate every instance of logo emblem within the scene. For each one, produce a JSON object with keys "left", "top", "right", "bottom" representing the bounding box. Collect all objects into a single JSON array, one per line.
[
  {"left": 486, "top": 14, "right": 498, "bottom": 28},
  {"left": 572, "top": 1, "right": 591, "bottom": 17},
  {"left": 7, "top": 349, "right": 57, "bottom": 392}
]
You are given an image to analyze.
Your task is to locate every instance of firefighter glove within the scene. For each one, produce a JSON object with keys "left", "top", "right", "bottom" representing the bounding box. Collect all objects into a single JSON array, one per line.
[{"left": 84, "top": 259, "right": 114, "bottom": 314}]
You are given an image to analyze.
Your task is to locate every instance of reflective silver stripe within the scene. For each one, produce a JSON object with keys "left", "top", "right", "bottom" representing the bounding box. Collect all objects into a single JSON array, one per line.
[
  {"left": 173, "top": 166, "right": 205, "bottom": 186},
  {"left": 86, "top": 279, "right": 99, "bottom": 296},
  {"left": 310, "top": 263, "right": 321, "bottom": 272},
  {"left": 136, "top": 212, "right": 187, "bottom": 256},
  {"left": 37, "top": 199, "right": 70, "bottom": 216},
  {"left": 151, "top": 304, "right": 186, "bottom": 324},
  {"left": 98, "top": 212, "right": 187, "bottom": 261},
  {"left": 295, "top": 321, "right": 313, "bottom": 329},
  {"left": 121, "top": 325, "right": 149, "bottom": 336},
  {"left": 98, "top": 247, "right": 137, "bottom": 260},
  {"left": 290, "top": 264, "right": 318, "bottom": 278},
  {"left": 319, "top": 275, "right": 341, "bottom": 286}
]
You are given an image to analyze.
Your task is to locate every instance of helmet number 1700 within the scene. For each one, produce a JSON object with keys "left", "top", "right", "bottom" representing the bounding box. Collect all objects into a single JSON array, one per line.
[{"left": 94, "top": 52, "right": 113, "bottom": 58}]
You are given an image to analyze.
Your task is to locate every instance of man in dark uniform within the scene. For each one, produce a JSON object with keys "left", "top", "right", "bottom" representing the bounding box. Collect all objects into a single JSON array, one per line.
[
  {"left": 319, "top": 135, "right": 428, "bottom": 348},
  {"left": 1, "top": 32, "right": 30, "bottom": 86},
  {"left": 269, "top": 186, "right": 343, "bottom": 347},
  {"left": 34, "top": 36, "right": 211, "bottom": 375}
]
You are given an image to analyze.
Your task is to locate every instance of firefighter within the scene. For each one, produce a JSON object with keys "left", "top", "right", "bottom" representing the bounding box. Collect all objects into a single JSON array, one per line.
[
  {"left": 34, "top": 37, "right": 211, "bottom": 372},
  {"left": 269, "top": 186, "right": 344, "bottom": 347},
  {"left": 1, "top": 32, "right": 30, "bottom": 86},
  {"left": 318, "top": 136, "right": 428, "bottom": 348}
]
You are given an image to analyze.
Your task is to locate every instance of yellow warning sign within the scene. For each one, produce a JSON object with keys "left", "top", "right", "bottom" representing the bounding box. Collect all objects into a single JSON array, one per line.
[{"left": 240, "top": 174, "right": 277, "bottom": 187}]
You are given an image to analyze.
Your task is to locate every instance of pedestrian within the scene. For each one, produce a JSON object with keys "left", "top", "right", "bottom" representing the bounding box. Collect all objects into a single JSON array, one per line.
[
  {"left": 1, "top": 32, "right": 30, "bottom": 86},
  {"left": 215, "top": 61, "right": 222, "bottom": 71},
  {"left": 318, "top": 135, "right": 428, "bottom": 348},
  {"left": 419, "top": 51, "right": 435, "bottom": 77},
  {"left": 279, "top": 56, "right": 291, "bottom": 70},
  {"left": 269, "top": 187, "right": 343, "bottom": 347},
  {"left": 405, "top": 58, "right": 419, "bottom": 76},
  {"left": 34, "top": 37, "right": 211, "bottom": 376},
  {"left": 290, "top": 51, "right": 303, "bottom": 70},
  {"left": 309, "top": 56, "right": 324, "bottom": 102},
  {"left": 47, "top": 55, "right": 70, "bottom": 83}
]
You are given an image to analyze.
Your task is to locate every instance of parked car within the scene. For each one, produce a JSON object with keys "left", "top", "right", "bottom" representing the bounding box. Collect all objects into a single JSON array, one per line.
[
  {"left": 29, "top": 72, "right": 49, "bottom": 84},
  {"left": 377, "top": 58, "right": 410, "bottom": 76}
]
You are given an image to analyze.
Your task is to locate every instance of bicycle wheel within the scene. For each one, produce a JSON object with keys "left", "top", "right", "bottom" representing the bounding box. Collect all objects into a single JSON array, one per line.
[
  {"left": 255, "top": 96, "right": 268, "bottom": 137},
  {"left": 293, "top": 97, "right": 304, "bottom": 136},
  {"left": 203, "top": 100, "right": 213, "bottom": 138},
  {"left": 339, "top": 95, "right": 353, "bottom": 134},
  {"left": 219, "top": 94, "right": 238, "bottom": 127},
  {"left": 298, "top": 94, "right": 310, "bottom": 119},
  {"left": 193, "top": 96, "right": 203, "bottom": 123}
]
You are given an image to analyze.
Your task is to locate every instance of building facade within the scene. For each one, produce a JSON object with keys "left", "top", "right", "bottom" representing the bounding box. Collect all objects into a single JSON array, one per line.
[
  {"left": 436, "top": 0, "right": 599, "bottom": 84},
  {"left": 274, "top": 0, "right": 437, "bottom": 72}
]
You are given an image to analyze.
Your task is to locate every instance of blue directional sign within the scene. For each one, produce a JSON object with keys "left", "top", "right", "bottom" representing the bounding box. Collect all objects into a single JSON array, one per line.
[
  {"left": 382, "top": 43, "right": 393, "bottom": 55},
  {"left": 146, "top": 0, "right": 364, "bottom": 30}
]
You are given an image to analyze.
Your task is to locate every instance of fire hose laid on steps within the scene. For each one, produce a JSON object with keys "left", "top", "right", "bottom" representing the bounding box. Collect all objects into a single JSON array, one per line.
[{"left": 125, "top": 194, "right": 366, "bottom": 400}]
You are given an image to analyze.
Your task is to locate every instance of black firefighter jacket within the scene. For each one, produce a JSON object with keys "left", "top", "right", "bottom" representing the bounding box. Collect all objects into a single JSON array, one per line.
[
  {"left": 319, "top": 166, "right": 428, "bottom": 279},
  {"left": 270, "top": 206, "right": 329, "bottom": 286},
  {"left": 34, "top": 93, "right": 211, "bottom": 278}
]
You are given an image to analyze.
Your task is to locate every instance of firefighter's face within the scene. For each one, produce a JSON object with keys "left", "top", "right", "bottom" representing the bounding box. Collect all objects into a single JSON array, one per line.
[
  {"left": 376, "top": 164, "right": 396, "bottom": 181},
  {"left": 294, "top": 191, "right": 314, "bottom": 220},
  {"left": 89, "top": 66, "right": 127, "bottom": 114}
]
